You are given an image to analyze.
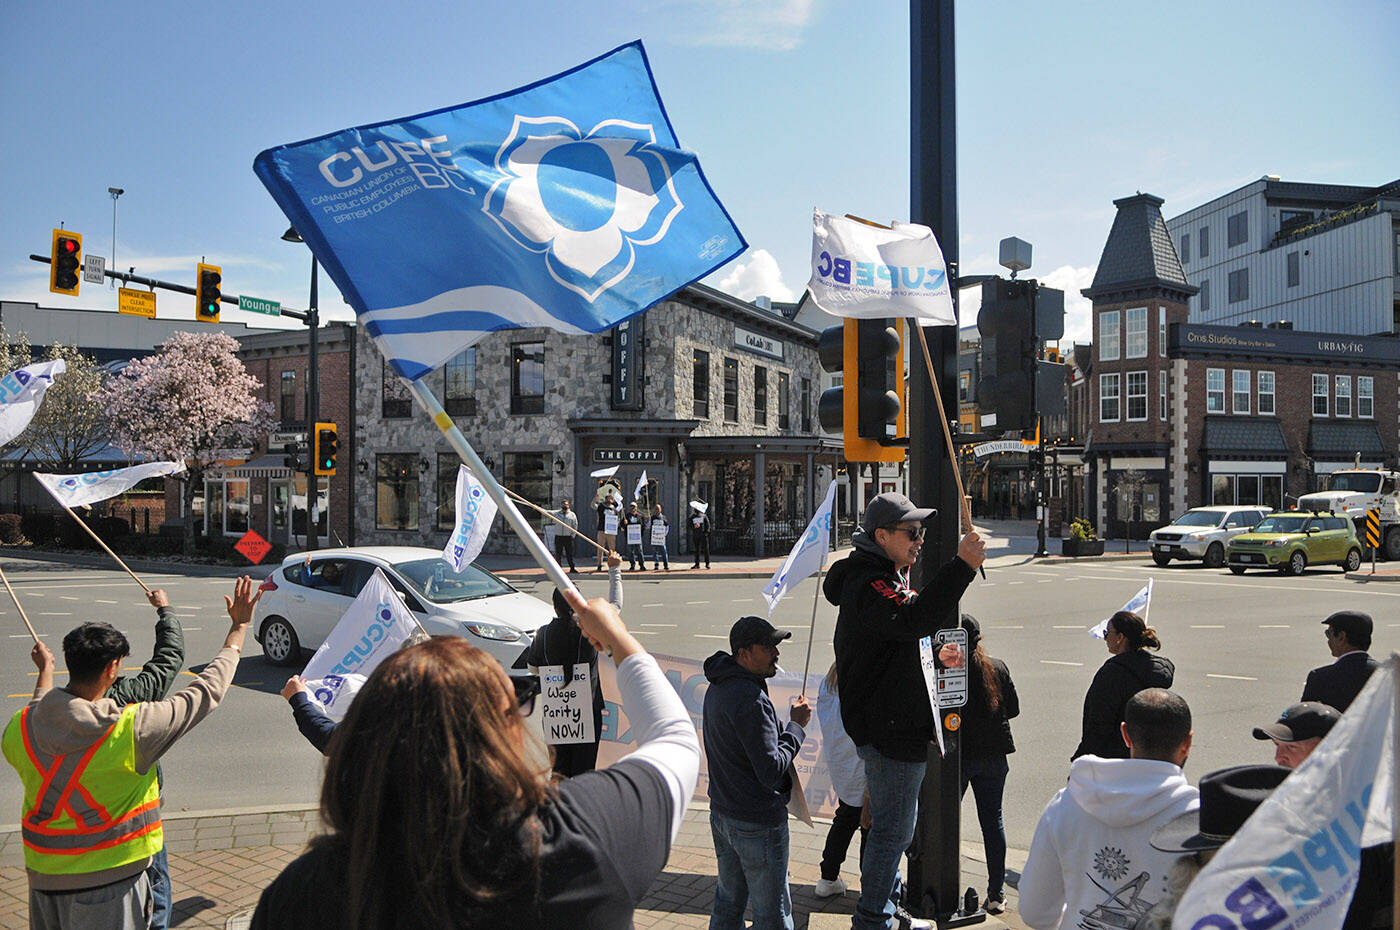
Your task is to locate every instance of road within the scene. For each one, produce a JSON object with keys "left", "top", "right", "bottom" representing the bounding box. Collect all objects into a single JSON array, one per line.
[{"left": 0, "top": 549, "right": 1391, "bottom": 857}]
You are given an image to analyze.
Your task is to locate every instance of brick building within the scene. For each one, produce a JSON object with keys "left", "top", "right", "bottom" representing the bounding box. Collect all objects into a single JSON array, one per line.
[{"left": 1082, "top": 193, "right": 1400, "bottom": 537}]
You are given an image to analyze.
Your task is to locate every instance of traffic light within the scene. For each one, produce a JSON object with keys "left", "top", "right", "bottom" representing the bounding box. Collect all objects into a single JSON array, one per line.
[
  {"left": 314, "top": 422, "right": 338, "bottom": 476},
  {"left": 195, "top": 263, "right": 222, "bottom": 322},
  {"left": 283, "top": 441, "right": 307, "bottom": 473},
  {"left": 49, "top": 230, "right": 82, "bottom": 296},
  {"left": 977, "top": 278, "right": 1037, "bottom": 432},
  {"left": 815, "top": 318, "right": 906, "bottom": 463}
]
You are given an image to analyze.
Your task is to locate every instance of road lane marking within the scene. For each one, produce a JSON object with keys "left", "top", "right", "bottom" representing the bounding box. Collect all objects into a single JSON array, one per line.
[
  {"left": 59, "top": 596, "right": 81, "bottom": 601},
  {"left": 693, "top": 634, "right": 728, "bottom": 639},
  {"left": 1040, "top": 660, "right": 1083, "bottom": 666},
  {"left": 633, "top": 630, "right": 658, "bottom": 636},
  {"left": 1007, "top": 582, "right": 1024, "bottom": 586},
  {"left": 1259, "top": 624, "right": 1290, "bottom": 629},
  {"left": 183, "top": 627, "right": 202, "bottom": 632},
  {"left": 686, "top": 600, "right": 711, "bottom": 605},
  {"left": 1052, "top": 625, "right": 1083, "bottom": 630},
  {"left": 731, "top": 598, "right": 753, "bottom": 602},
  {"left": 10, "top": 635, "right": 48, "bottom": 639},
  {"left": 1191, "top": 625, "right": 1226, "bottom": 629},
  {"left": 96, "top": 600, "right": 118, "bottom": 605},
  {"left": 36, "top": 612, "right": 71, "bottom": 617},
  {"left": 642, "top": 603, "right": 664, "bottom": 608},
  {"left": 1207, "top": 673, "right": 1258, "bottom": 681}
]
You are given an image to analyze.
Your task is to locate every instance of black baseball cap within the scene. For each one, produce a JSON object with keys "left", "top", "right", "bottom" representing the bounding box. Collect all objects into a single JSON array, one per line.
[
  {"left": 1252, "top": 702, "right": 1340, "bottom": 742},
  {"left": 1151, "top": 764, "right": 1289, "bottom": 852},
  {"left": 861, "top": 492, "right": 936, "bottom": 534},
  {"left": 729, "top": 616, "right": 792, "bottom": 653},
  {"left": 1322, "top": 610, "right": 1372, "bottom": 641}
]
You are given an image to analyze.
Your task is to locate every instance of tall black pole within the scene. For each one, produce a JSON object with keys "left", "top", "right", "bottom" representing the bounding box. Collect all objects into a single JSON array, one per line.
[
  {"left": 907, "top": 0, "right": 964, "bottom": 920},
  {"left": 307, "top": 254, "right": 320, "bottom": 551}
]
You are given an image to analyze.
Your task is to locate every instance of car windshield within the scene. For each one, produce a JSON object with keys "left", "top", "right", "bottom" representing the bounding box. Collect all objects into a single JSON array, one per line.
[
  {"left": 1172, "top": 511, "right": 1223, "bottom": 528},
  {"left": 1324, "top": 473, "right": 1382, "bottom": 493},
  {"left": 1253, "top": 515, "right": 1309, "bottom": 534},
  {"left": 390, "top": 558, "right": 515, "bottom": 604}
]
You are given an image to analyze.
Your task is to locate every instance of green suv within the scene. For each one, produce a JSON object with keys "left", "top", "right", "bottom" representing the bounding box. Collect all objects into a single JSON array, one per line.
[{"left": 1226, "top": 511, "right": 1362, "bottom": 576}]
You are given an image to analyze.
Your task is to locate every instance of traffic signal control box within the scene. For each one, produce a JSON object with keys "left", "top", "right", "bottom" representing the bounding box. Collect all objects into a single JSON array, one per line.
[
  {"left": 196, "top": 263, "right": 222, "bottom": 322},
  {"left": 314, "top": 422, "right": 339, "bottom": 476},
  {"left": 50, "top": 230, "right": 82, "bottom": 297}
]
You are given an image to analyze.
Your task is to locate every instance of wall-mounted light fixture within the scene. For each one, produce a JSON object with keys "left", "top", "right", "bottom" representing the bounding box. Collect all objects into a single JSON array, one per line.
[
  {"left": 357, "top": 460, "right": 369, "bottom": 474},
  {"left": 554, "top": 456, "right": 566, "bottom": 474},
  {"left": 419, "top": 457, "right": 430, "bottom": 474}
]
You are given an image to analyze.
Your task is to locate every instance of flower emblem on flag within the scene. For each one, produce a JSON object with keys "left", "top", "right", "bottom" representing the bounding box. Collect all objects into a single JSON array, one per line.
[{"left": 483, "top": 115, "right": 684, "bottom": 302}]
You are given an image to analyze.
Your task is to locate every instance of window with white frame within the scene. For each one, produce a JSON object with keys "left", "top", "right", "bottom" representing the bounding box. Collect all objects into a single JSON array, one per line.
[
  {"left": 1159, "top": 308, "right": 1167, "bottom": 358},
  {"left": 1159, "top": 370, "right": 1167, "bottom": 420},
  {"left": 1125, "top": 307, "right": 1147, "bottom": 358},
  {"left": 1232, "top": 370, "right": 1250, "bottom": 414},
  {"left": 1100, "top": 311, "right": 1120, "bottom": 362},
  {"left": 1207, "top": 368, "right": 1225, "bottom": 413},
  {"left": 1313, "top": 374, "right": 1328, "bottom": 416},
  {"left": 1359, "top": 376, "right": 1374, "bottom": 418},
  {"left": 1258, "top": 371, "right": 1276, "bottom": 415},
  {"left": 1335, "top": 376, "right": 1351, "bottom": 417},
  {"left": 1127, "top": 371, "right": 1148, "bottom": 421},
  {"left": 1100, "top": 373, "right": 1120, "bottom": 422}
]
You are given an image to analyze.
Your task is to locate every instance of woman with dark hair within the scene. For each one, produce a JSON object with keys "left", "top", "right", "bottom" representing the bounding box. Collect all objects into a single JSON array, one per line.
[
  {"left": 1072, "top": 610, "right": 1174, "bottom": 760},
  {"left": 958, "top": 614, "right": 1019, "bottom": 915},
  {"left": 251, "top": 591, "right": 699, "bottom": 930},
  {"left": 527, "top": 549, "right": 623, "bottom": 777}
]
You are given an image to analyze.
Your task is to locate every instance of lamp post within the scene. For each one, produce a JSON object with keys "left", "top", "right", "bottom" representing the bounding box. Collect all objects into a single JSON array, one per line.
[
  {"left": 282, "top": 226, "right": 320, "bottom": 550},
  {"left": 107, "top": 188, "right": 124, "bottom": 289}
]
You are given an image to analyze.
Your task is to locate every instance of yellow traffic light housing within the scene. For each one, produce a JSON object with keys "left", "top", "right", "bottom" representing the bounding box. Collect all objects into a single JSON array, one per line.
[
  {"left": 843, "top": 317, "right": 907, "bottom": 463},
  {"left": 50, "top": 230, "right": 82, "bottom": 296},
  {"left": 195, "top": 263, "right": 222, "bottom": 322},
  {"left": 313, "top": 422, "right": 339, "bottom": 476}
]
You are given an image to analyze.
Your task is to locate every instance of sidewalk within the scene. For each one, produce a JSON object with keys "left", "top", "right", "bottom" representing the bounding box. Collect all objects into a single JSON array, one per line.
[{"left": 0, "top": 805, "right": 1030, "bottom": 929}]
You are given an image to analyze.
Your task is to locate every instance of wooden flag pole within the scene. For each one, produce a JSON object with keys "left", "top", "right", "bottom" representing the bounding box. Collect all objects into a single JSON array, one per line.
[
  {"left": 502, "top": 487, "right": 608, "bottom": 555},
  {"left": 0, "top": 564, "right": 41, "bottom": 644},
  {"left": 799, "top": 564, "right": 825, "bottom": 701},
  {"left": 58, "top": 506, "right": 151, "bottom": 593}
]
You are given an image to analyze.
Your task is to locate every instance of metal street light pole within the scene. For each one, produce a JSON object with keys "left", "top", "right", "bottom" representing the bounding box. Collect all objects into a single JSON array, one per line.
[
  {"left": 282, "top": 226, "right": 320, "bottom": 551},
  {"left": 107, "top": 188, "right": 124, "bottom": 289}
]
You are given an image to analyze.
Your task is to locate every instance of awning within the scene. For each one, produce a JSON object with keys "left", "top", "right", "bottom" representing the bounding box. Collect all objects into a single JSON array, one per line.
[
  {"left": 1308, "top": 420, "right": 1386, "bottom": 460},
  {"left": 215, "top": 454, "right": 292, "bottom": 479},
  {"left": 1201, "top": 417, "right": 1289, "bottom": 457}
]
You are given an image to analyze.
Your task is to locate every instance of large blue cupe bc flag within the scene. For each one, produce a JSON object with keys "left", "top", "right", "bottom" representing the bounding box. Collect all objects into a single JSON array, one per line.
[{"left": 254, "top": 41, "right": 746, "bottom": 381}]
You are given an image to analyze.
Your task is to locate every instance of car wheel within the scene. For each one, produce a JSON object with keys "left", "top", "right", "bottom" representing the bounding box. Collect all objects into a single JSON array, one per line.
[
  {"left": 261, "top": 616, "right": 301, "bottom": 666},
  {"left": 1286, "top": 551, "right": 1307, "bottom": 576},
  {"left": 1229, "top": 566, "right": 1246, "bottom": 575},
  {"left": 1203, "top": 542, "right": 1225, "bottom": 569},
  {"left": 1344, "top": 548, "right": 1362, "bottom": 573},
  {"left": 1152, "top": 553, "right": 1171, "bottom": 567}
]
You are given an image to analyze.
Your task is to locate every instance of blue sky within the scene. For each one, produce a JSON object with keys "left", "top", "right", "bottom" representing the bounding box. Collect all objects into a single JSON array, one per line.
[{"left": 2, "top": 0, "right": 1396, "bottom": 345}]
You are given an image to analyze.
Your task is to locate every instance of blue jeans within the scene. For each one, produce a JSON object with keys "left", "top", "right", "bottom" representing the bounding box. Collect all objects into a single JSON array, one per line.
[
  {"left": 709, "top": 811, "right": 794, "bottom": 930},
  {"left": 148, "top": 846, "right": 171, "bottom": 930},
  {"left": 652, "top": 542, "right": 669, "bottom": 569},
  {"left": 960, "top": 755, "right": 1009, "bottom": 898},
  {"left": 854, "top": 744, "right": 926, "bottom": 930},
  {"left": 626, "top": 544, "right": 645, "bottom": 568}
]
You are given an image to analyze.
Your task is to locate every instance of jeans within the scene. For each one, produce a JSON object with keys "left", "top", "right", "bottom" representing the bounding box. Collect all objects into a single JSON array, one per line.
[
  {"left": 820, "top": 798, "right": 868, "bottom": 881},
  {"left": 854, "top": 744, "right": 926, "bottom": 930},
  {"left": 960, "top": 755, "right": 1009, "bottom": 898},
  {"left": 626, "top": 544, "right": 645, "bottom": 569},
  {"left": 709, "top": 811, "right": 794, "bottom": 930},
  {"left": 149, "top": 846, "right": 171, "bottom": 930},
  {"left": 652, "top": 542, "right": 670, "bottom": 569}
]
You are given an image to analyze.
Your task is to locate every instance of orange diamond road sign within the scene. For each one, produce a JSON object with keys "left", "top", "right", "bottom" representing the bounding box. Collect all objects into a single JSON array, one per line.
[{"left": 235, "top": 530, "right": 272, "bottom": 565}]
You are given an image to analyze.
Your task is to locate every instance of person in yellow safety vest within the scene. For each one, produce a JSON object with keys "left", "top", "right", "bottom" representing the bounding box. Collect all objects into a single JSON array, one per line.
[{"left": 1, "top": 576, "right": 262, "bottom": 930}]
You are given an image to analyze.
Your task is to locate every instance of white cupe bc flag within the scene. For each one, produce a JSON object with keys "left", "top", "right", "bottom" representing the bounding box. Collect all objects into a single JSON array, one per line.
[
  {"left": 35, "top": 461, "right": 186, "bottom": 509},
  {"left": 1172, "top": 655, "right": 1398, "bottom": 930},
  {"left": 589, "top": 465, "right": 620, "bottom": 478},
  {"left": 807, "top": 209, "right": 956, "bottom": 325},
  {"left": 0, "top": 360, "right": 66, "bottom": 446},
  {"left": 634, "top": 469, "right": 648, "bottom": 502},
  {"left": 442, "top": 465, "right": 498, "bottom": 572},
  {"left": 1089, "top": 578, "right": 1152, "bottom": 639},
  {"left": 761, "top": 481, "right": 837, "bottom": 616},
  {"left": 301, "top": 569, "right": 423, "bottom": 721}
]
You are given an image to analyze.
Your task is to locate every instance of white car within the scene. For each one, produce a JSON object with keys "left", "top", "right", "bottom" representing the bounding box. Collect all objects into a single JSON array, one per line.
[
  {"left": 1148, "top": 506, "right": 1268, "bottom": 568},
  {"left": 253, "top": 546, "right": 554, "bottom": 671}
]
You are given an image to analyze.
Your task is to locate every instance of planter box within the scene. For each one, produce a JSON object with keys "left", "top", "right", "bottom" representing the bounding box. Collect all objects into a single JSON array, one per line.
[{"left": 1061, "top": 537, "right": 1105, "bottom": 557}]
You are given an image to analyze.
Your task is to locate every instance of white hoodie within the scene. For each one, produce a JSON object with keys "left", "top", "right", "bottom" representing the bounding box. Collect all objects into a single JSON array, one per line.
[{"left": 1018, "top": 756, "right": 1199, "bottom": 930}]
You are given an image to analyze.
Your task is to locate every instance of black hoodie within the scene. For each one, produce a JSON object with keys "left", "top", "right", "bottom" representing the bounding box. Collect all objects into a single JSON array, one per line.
[
  {"left": 822, "top": 530, "right": 976, "bottom": 761},
  {"left": 702, "top": 651, "right": 805, "bottom": 826},
  {"left": 1071, "top": 649, "right": 1175, "bottom": 760}
]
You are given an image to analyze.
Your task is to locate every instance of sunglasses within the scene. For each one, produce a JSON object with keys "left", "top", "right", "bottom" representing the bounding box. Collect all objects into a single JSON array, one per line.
[
  {"left": 511, "top": 675, "right": 542, "bottom": 716},
  {"left": 884, "top": 525, "right": 926, "bottom": 541}
]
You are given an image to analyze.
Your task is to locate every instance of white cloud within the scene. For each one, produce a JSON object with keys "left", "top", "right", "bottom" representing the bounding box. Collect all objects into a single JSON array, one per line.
[
  {"left": 717, "top": 248, "right": 797, "bottom": 303},
  {"left": 669, "top": 0, "right": 814, "bottom": 51},
  {"left": 1038, "top": 264, "right": 1097, "bottom": 346}
]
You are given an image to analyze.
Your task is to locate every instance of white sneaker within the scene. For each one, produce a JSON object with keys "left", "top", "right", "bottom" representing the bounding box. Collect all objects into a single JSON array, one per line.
[{"left": 814, "top": 877, "right": 848, "bottom": 898}]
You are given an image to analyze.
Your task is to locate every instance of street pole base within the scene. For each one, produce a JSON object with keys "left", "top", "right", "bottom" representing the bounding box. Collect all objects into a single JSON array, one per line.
[{"left": 937, "top": 908, "right": 988, "bottom": 928}]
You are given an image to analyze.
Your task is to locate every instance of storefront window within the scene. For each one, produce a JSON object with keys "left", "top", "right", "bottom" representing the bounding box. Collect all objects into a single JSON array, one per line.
[
  {"left": 376, "top": 454, "right": 419, "bottom": 530},
  {"left": 443, "top": 349, "right": 477, "bottom": 417},
  {"left": 203, "top": 479, "right": 251, "bottom": 536},
  {"left": 1212, "top": 475, "right": 1234, "bottom": 505},
  {"left": 504, "top": 452, "right": 551, "bottom": 531},
  {"left": 438, "top": 453, "right": 459, "bottom": 531},
  {"left": 511, "top": 343, "right": 545, "bottom": 415},
  {"left": 382, "top": 359, "right": 412, "bottom": 418}
]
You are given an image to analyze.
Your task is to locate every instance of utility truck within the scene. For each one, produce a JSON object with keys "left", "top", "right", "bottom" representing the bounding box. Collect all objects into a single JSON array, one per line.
[{"left": 1297, "top": 467, "right": 1400, "bottom": 559}]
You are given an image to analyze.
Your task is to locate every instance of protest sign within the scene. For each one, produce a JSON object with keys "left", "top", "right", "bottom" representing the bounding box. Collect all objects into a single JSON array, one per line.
[{"left": 538, "top": 664, "right": 596, "bottom": 745}]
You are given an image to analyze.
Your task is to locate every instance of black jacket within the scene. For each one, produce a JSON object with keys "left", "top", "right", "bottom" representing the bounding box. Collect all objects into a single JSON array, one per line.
[
  {"left": 961, "top": 655, "right": 1019, "bottom": 759},
  {"left": 823, "top": 531, "right": 976, "bottom": 761},
  {"left": 1302, "top": 651, "right": 1379, "bottom": 713},
  {"left": 1072, "top": 650, "right": 1175, "bottom": 760},
  {"left": 701, "top": 651, "right": 804, "bottom": 826}
]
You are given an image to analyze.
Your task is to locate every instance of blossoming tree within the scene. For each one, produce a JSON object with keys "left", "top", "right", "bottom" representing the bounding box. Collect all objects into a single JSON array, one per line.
[{"left": 102, "top": 332, "right": 276, "bottom": 555}]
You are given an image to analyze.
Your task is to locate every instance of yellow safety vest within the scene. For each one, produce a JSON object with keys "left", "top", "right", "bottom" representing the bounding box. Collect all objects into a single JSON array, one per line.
[{"left": 1, "top": 703, "right": 162, "bottom": 875}]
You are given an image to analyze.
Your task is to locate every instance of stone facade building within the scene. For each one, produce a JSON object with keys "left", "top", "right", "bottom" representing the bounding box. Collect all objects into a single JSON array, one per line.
[{"left": 354, "top": 284, "right": 835, "bottom": 558}]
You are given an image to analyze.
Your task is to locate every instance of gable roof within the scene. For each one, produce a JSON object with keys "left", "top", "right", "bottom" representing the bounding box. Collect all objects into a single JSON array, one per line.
[{"left": 1082, "top": 193, "right": 1198, "bottom": 303}]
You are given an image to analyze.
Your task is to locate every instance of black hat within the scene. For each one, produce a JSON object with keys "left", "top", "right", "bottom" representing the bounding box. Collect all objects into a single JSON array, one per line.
[
  {"left": 729, "top": 616, "right": 792, "bottom": 653},
  {"left": 1322, "top": 610, "right": 1372, "bottom": 641},
  {"left": 961, "top": 614, "right": 981, "bottom": 644},
  {"left": 1252, "top": 702, "right": 1340, "bottom": 742},
  {"left": 1150, "top": 765, "right": 1289, "bottom": 852},
  {"left": 861, "top": 492, "right": 936, "bottom": 534}
]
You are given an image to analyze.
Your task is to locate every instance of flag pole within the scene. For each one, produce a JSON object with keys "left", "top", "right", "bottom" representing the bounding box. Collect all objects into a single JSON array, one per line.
[
  {"left": 0, "top": 564, "right": 40, "bottom": 644},
  {"left": 405, "top": 379, "right": 576, "bottom": 596},
  {"left": 504, "top": 487, "right": 607, "bottom": 555},
  {"left": 799, "top": 564, "right": 825, "bottom": 701},
  {"left": 57, "top": 506, "right": 151, "bottom": 593}
]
